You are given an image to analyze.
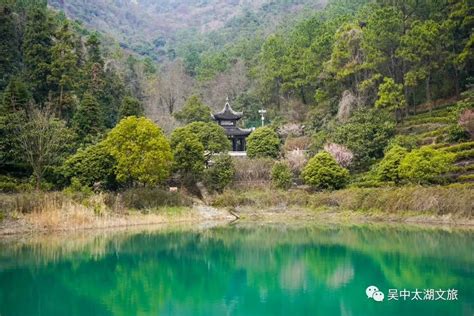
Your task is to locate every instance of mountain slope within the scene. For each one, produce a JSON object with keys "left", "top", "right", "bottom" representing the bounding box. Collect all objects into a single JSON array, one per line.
[{"left": 48, "top": 0, "right": 327, "bottom": 60}]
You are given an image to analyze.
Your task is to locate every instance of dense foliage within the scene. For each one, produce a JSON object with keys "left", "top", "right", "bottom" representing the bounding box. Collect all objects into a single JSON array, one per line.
[
  {"left": 173, "top": 96, "right": 212, "bottom": 124},
  {"left": 119, "top": 96, "right": 144, "bottom": 119},
  {"left": 1, "top": 0, "right": 473, "bottom": 196},
  {"left": 301, "top": 151, "right": 350, "bottom": 190},
  {"left": 62, "top": 142, "right": 117, "bottom": 190},
  {"left": 374, "top": 145, "right": 408, "bottom": 183},
  {"left": 178, "top": 122, "right": 231, "bottom": 162},
  {"left": 247, "top": 126, "right": 281, "bottom": 159},
  {"left": 271, "top": 161, "right": 293, "bottom": 190},
  {"left": 331, "top": 109, "right": 396, "bottom": 169},
  {"left": 399, "top": 147, "right": 455, "bottom": 184},
  {"left": 204, "top": 154, "right": 235, "bottom": 193},
  {"left": 170, "top": 127, "right": 206, "bottom": 184},
  {"left": 104, "top": 116, "right": 173, "bottom": 186}
]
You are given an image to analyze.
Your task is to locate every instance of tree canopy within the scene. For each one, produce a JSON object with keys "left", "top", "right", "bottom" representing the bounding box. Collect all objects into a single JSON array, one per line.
[{"left": 104, "top": 116, "right": 173, "bottom": 186}]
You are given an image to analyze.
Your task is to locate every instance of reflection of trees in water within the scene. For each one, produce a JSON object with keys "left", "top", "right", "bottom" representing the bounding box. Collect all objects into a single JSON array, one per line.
[{"left": 0, "top": 223, "right": 472, "bottom": 315}]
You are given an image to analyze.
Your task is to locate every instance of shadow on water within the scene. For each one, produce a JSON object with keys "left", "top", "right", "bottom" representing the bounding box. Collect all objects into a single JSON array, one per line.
[{"left": 0, "top": 221, "right": 472, "bottom": 315}]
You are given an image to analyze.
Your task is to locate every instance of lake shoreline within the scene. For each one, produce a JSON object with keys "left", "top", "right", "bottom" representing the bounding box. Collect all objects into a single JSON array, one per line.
[
  {"left": 1, "top": 204, "right": 473, "bottom": 237},
  {"left": 1, "top": 185, "right": 473, "bottom": 236}
]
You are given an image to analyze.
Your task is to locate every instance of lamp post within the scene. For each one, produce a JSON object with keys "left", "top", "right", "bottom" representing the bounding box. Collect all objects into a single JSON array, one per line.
[{"left": 258, "top": 109, "right": 267, "bottom": 127}]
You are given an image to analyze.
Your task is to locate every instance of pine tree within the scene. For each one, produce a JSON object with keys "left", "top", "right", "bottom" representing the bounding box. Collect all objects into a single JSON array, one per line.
[
  {"left": 48, "top": 20, "right": 78, "bottom": 118},
  {"left": 397, "top": 20, "right": 446, "bottom": 109},
  {"left": 119, "top": 96, "right": 144, "bottom": 119},
  {"left": 22, "top": 6, "right": 53, "bottom": 103},
  {"left": 85, "top": 32, "right": 104, "bottom": 95},
  {"left": 86, "top": 32, "right": 103, "bottom": 66},
  {"left": 1, "top": 77, "right": 30, "bottom": 113},
  {"left": 0, "top": 5, "right": 21, "bottom": 91},
  {"left": 73, "top": 92, "right": 104, "bottom": 139}
]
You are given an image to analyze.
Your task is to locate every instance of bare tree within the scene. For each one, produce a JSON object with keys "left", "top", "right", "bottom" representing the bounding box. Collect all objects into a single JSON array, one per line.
[
  {"left": 155, "top": 59, "right": 193, "bottom": 115},
  {"left": 15, "top": 107, "right": 72, "bottom": 190},
  {"left": 201, "top": 59, "right": 250, "bottom": 110}
]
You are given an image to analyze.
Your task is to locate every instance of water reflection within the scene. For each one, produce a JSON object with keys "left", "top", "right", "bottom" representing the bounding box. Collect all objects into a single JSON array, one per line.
[{"left": 0, "top": 223, "right": 472, "bottom": 315}]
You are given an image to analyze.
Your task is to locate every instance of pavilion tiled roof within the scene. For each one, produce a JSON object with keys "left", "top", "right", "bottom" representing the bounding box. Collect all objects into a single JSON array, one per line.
[
  {"left": 225, "top": 126, "right": 252, "bottom": 136},
  {"left": 212, "top": 98, "right": 243, "bottom": 120}
]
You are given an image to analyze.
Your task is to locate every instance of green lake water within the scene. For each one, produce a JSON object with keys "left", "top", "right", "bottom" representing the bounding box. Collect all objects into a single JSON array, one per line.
[{"left": 0, "top": 223, "right": 472, "bottom": 315}]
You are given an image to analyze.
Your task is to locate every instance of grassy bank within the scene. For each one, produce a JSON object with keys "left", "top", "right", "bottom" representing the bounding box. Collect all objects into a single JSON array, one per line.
[
  {"left": 211, "top": 184, "right": 474, "bottom": 221},
  {"left": 0, "top": 188, "right": 233, "bottom": 235},
  {"left": 1, "top": 184, "right": 473, "bottom": 235}
]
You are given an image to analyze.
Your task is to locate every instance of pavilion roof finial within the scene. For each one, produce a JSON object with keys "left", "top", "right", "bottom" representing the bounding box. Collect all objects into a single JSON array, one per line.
[{"left": 212, "top": 96, "right": 243, "bottom": 120}]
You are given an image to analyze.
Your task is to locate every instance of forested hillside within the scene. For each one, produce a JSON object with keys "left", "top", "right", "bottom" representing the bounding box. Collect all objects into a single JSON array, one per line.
[
  {"left": 48, "top": 0, "right": 328, "bottom": 60},
  {"left": 0, "top": 0, "right": 473, "bottom": 195}
]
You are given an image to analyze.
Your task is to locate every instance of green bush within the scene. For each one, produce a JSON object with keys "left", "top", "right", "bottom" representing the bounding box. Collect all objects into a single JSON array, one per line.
[
  {"left": 170, "top": 127, "right": 206, "bottom": 183},
  {"left": 301, "top": 151, "right": 350, "bottom": 190},
  {"left": 204, "top": 154, "right": 235, "bottom": 193},
  {"left": 271, "top": 161, "right": 293, "bottom": 190},
  {"left": 180, "top": 122, "right": 231, "bottom": 162},
  {"left": 386, "top": 135, "right": 419, "bottom": 151},
  {"left": 399, "top": 147, "right": 455, "bottom": 183},
  {"left": 332, "top": 109, "right": 395, "bottom": 170},
  {"left": 375, "top": 145, "right": 408, "bottom": 183},
  {"left": 247, "top": 126, "right": 281, "bottom": 159},
  {"left": 62, "top": 142, "right": 118, "bottom": 190},
  {"left": 63, "top": 177, "right": 94, "bottom": 200},
  {"left": 0, "top": 176, "right": 33, "bottom": 193},
  {"left": 446, "top": 124, "right": 469, "bottom": 142}
]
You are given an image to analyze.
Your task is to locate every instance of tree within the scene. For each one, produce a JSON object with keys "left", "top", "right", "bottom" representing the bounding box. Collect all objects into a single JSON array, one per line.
[
  {"left": 203, "top": 153, "right": 235, "bottom": 193},
  {"left": 444, "top": 0, "right": 474, "bottom": 94},
  {"left": 375, "top": 77, "right": 406, "bottom": 113},
  {"left": 246, "top": 126, "right": 281, "bottom": 159},
  {"left": 0, "top": 80, "right": 29, "bottom": 168},
  {"left": 399, "top": 146, "right": 455, "bottom": 184},
  {"left": 257, "top": 34, "right": 286, "bottom": 108},
  {"left": 22, "top": 6, "right": 53, "bottom": 103},
  {"left": 323, "top": 143, "right": 353, "bottom": 168},
  {"left": 326, "top": 23, "right": 364, "bottom": 93},
  {"left": 332, "top": 109, "right": 396, "bottom": 170},
  {"left": 155, "top": 60, "right": 193, "bottom": 115},
  {"left": 85, "top": 32, "right": 103, "bottom": 65},
  {"left": 0, "top": 6, "right": 21, "bottom": 91},
  {"left": 361, "top": 6, "right": 404, "bottom": 82},
  {"left": 1, "top": 77, "right": 30, "bottom": 113},
  {"left": 180, "top": 122, "right": 230, "bottom": 163},
  {"left": 103, "top": 116, "right": 173, "bottom": 186},
  {"left": 173, "top": 95, "right": 212, "bottom": 124},
  {"left": 15, "top": 108, "right": 73, "bottom": 189},
  {"left": 375, "top": 145, "right": 408, "bottom": 183},
  {"left": 271, "top": 161, "right": 293, "bottom": 189},
  {"left": 124, "top": 55, "right": 144, "bottom": 99},
  {"left": 84, "top": 32, "right": 104, "bottom": 94},
  {"left": 73, "top": 92, "right": 104, "bottom": 139},
  {"left": 301, "top": 151, "right": 350, "bottom": 190},
  {"left": 170, "top": 127, "right": 205, "bottom": 183},
  {"left": 62, "top": 141, "right": 117, "bottom": 190},
  {"left": 397, "top": 20, "right": 446, "bottom": 108},
  {"left": 119, "top": 96, "right": 144, "bottom": 119},
  {"left": 48, "top": 20, "right": 78, "bottom": 117}
]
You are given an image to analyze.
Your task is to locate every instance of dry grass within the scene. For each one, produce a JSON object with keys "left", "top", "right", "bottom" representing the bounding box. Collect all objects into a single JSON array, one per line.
[
  {"left": 0, "top": 191, "right": 206, "bottom": 234},
  {"left": 233, "top": 157, "right": 274, "bottom": 182},
  {"left": 211, "top": 184, "right": 474, "bottom": 217}
]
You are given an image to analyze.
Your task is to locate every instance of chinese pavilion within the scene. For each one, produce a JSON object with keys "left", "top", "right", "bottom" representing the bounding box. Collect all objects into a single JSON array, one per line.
[{"left": 212, "top": 98, "right": 252, "bottom": 152}]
